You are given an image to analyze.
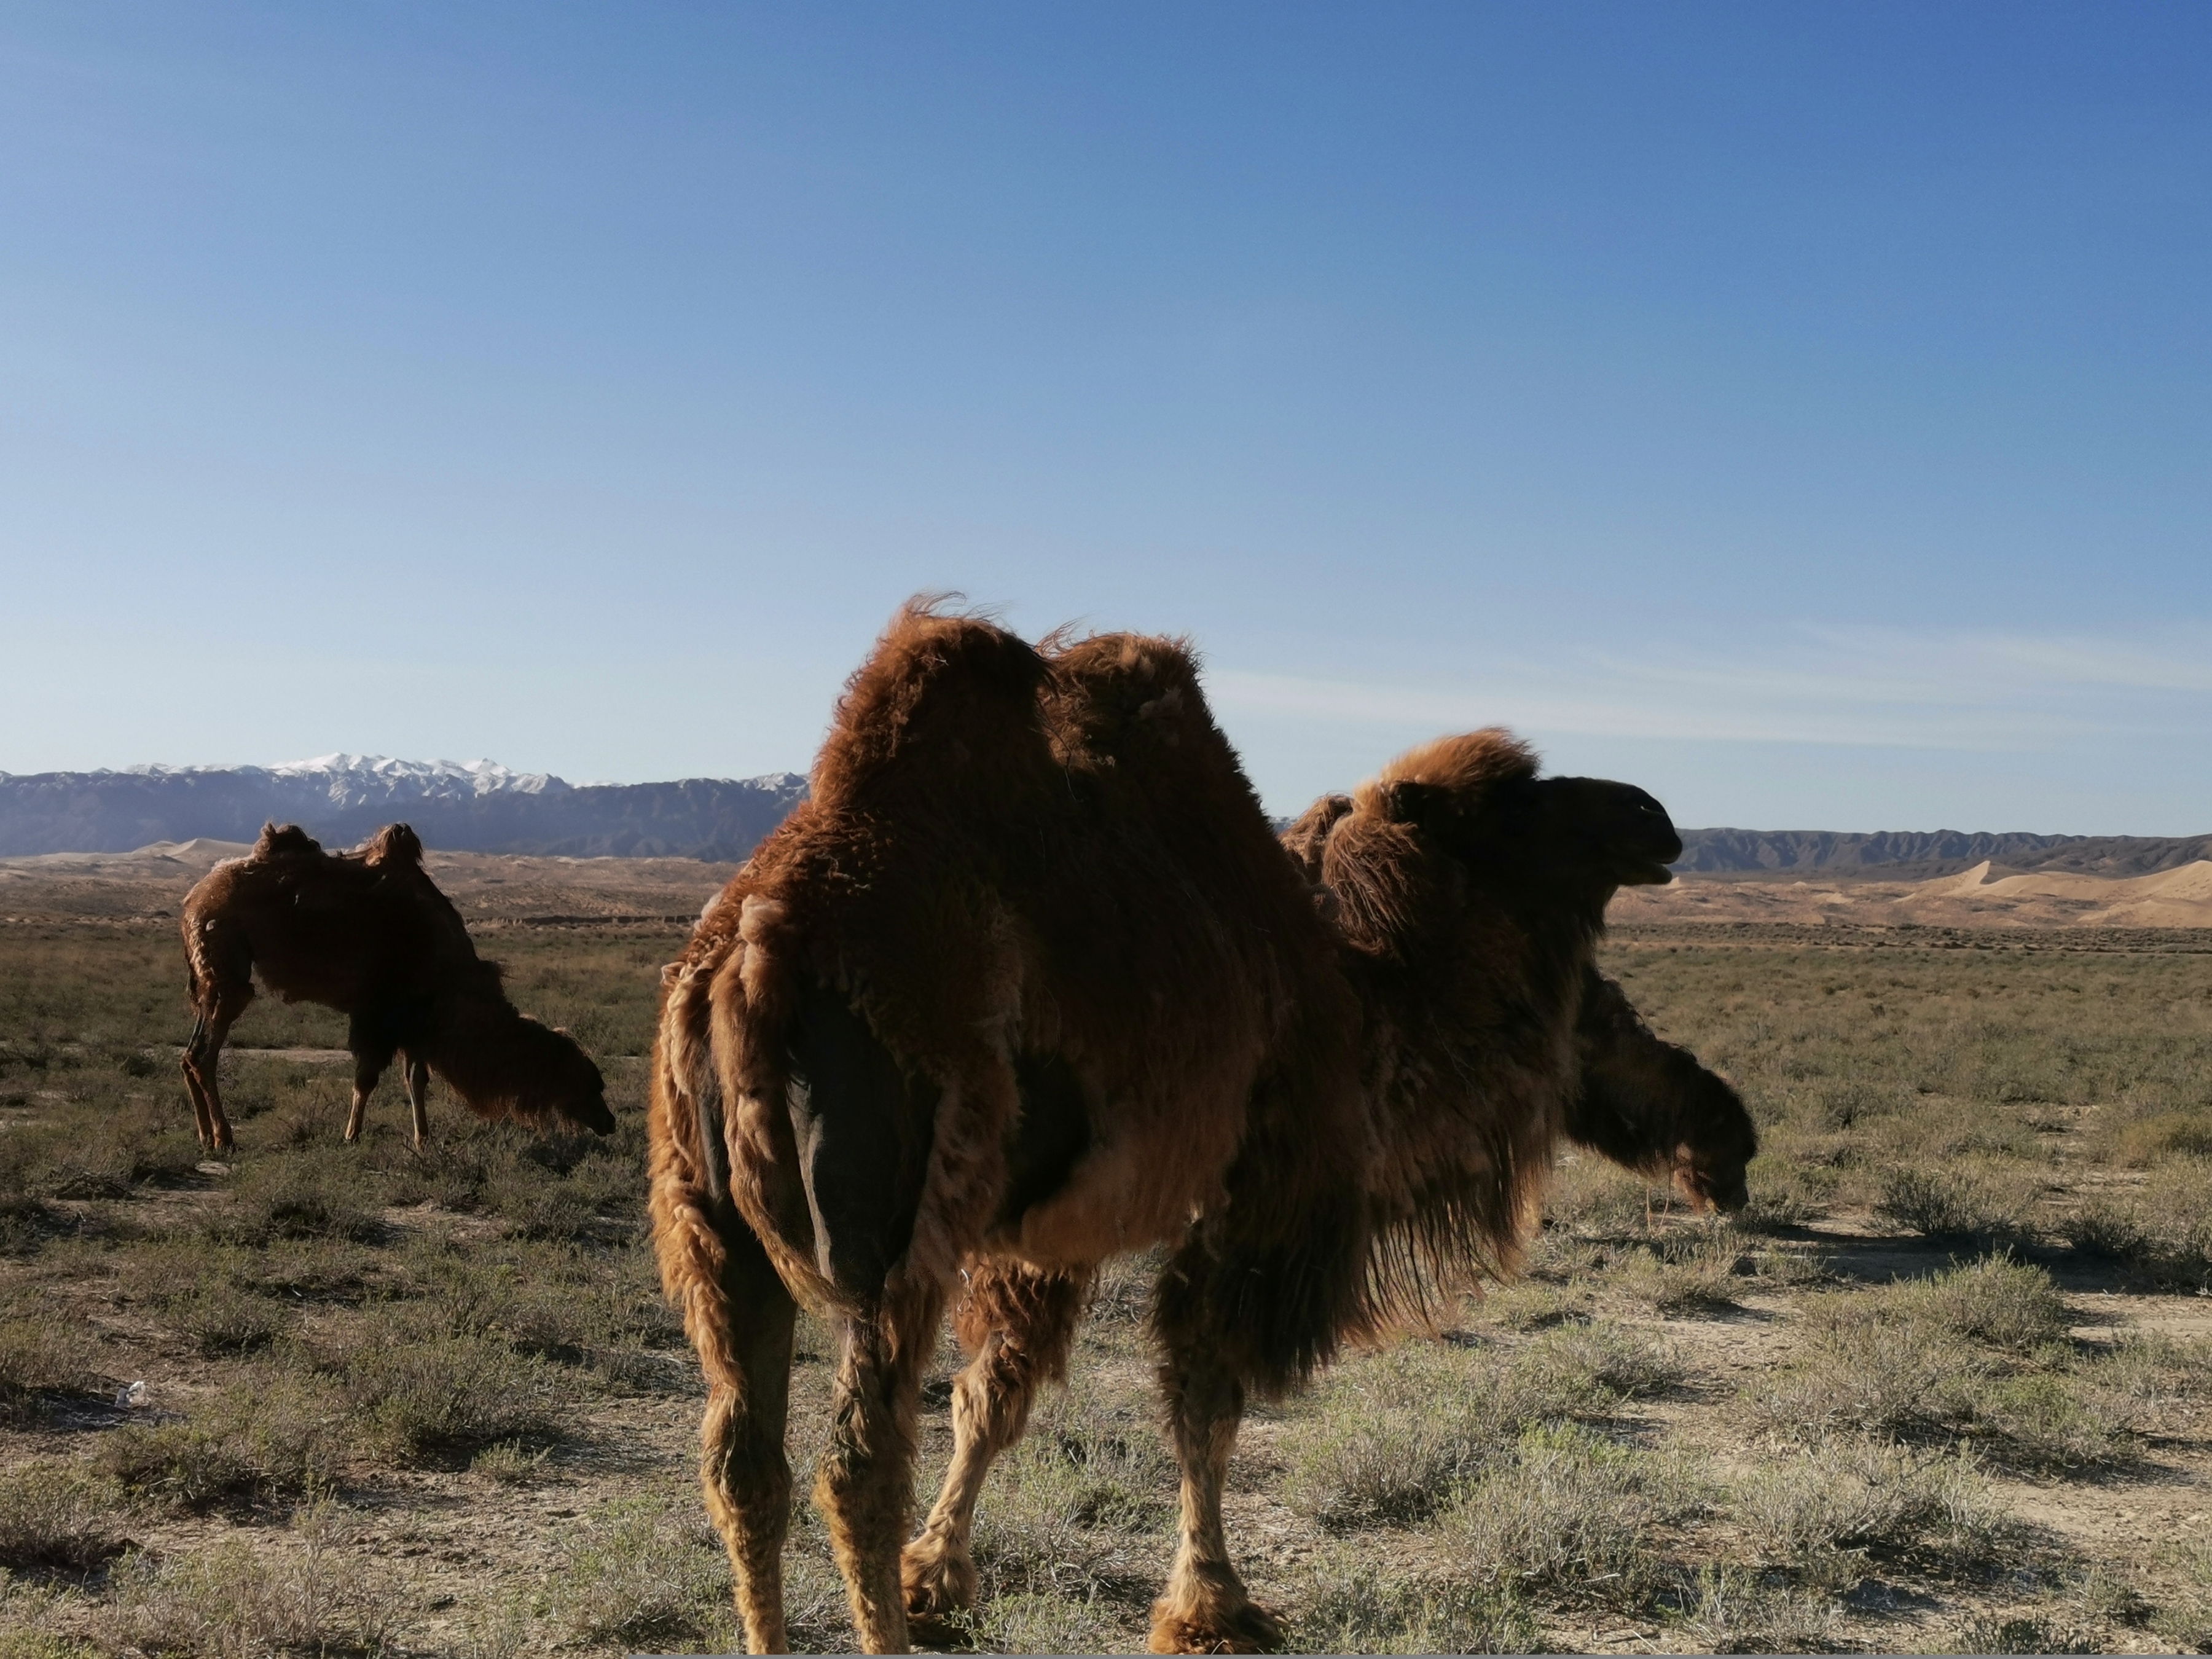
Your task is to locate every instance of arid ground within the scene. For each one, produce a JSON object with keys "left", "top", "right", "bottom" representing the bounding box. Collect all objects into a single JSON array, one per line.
[{"left": 4, "top": 845, "right": 2212, "bottom": 1655}]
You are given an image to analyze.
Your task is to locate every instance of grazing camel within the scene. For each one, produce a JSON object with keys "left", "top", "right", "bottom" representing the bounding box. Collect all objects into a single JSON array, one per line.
[
  {"left": 647, "top": 604, "right": 1754, "bottom": 1654},
  {"left": 180, "top": 822, "right": 614, "bottom": 1153}
]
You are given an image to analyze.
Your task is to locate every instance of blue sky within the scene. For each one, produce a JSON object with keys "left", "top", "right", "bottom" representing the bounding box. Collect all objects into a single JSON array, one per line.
[{"left": 3, "top": 3, "right": 2206, "bottom": 831}]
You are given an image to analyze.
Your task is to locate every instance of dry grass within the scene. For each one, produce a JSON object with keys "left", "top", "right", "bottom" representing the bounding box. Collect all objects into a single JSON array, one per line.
[{"left": 5, "top": 907, "right": 2212, "bottom": 1652}]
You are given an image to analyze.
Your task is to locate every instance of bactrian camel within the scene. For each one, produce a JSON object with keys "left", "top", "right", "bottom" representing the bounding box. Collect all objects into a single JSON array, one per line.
[
  {"left": 181, "top": 822, "right": 615, "bottom": 1153},
  {"left": 647, "top": 605, "right": 1756, "bottom": 1653}
]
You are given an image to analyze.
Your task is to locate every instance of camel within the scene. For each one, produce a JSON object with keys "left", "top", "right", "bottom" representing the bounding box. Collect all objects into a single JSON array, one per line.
[
  {"left": 180, "top": 822, "right": 615, "bottom": 1153},
  {"left": 646, "top": 604, "right": 1756, "bottom": 1654}
]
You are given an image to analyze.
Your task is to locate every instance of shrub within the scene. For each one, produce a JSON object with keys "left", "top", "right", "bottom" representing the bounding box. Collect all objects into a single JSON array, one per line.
[
  {"left": 962, "top": 1589, "right": 1133, "bottom": 1655},
  {"left": 1287, "top": 1557, "right": 1542, "bottom": 1655},
  {"left": 1676, "top": 1564, "right": 1844, "bottom": 1653},
  {"left": 470, "top": 1439, "right": 552, "bottom": 1486},
  {"left": 549, "top": 1497, "right": 735, "bottom": 1650},
  {"left": 0, "top": 1579, "right": 101, "bottom": 1659},
  {"left": 1948, "top": 1612, "right": 2101, "bottom": 1655},
  {"left": 166, "top": 1281, "right": 289, "bottom": 1357},
  {"left": 96, "top": 1372, "right": 348, "bottom": 1511},
  {"left": 1282, "top": 1324, "right": 1677, "bottom": 1531},
  {"left": 0, "top": 1465, "right": 133, "bottom": 1572},
  {"left": 1904, "top": 1255, "right": 2069, "bottom": 1352},
  {"left": 2058, "top": 1198, "right": 2151, "bottom": 1263},
  {"left": 98, "top": 1502, "right": 403, "bottom": 1657},
  {"left": 210, "top": 1156, "right": 383, "bottom": 1245},
  {"left": 0, "top": 1318, "right": 103, "bottom": 1424},
  {"left": 1619, "top": 1229, "right": 1744, "bottom": 1314},
  {"left": 1747, "top": 1305, "right": 1991, "bottom": 1443},
  {"left": 1875, "top": 1165, "right": 2027, "bottom": 1245},
  {"left": 2085, "top": 1332, "right": 2212, "bottom": 1437},
  {"left": 1439, "top": 1422, "right": 1700, "bottom": 1599},
  {"left": 1733, "top": 1439, "right": 2002, "bottom": 1562},
  {"left": 345, "top": 1333, "right": 559, "bottom": 1468},
  {"left": 2112, "top": 1112, "right": 2212, "bottom": 1167}
]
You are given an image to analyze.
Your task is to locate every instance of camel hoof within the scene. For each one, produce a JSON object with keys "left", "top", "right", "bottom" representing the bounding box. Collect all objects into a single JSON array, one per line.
[
  {"left": 901, "top": 1533, "right": 979, "bottom": 1645},
  {"left": 1147, "top": 1598, "right": 1285, "bottom": 1654}
]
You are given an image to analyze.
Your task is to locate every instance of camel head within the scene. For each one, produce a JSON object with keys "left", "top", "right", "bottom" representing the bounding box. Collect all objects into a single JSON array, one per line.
[
  {"left": 437, "top": 1006, "right": 616, "bottom": 1137},
  {"left": 1354, "top": 730, "right": 1683, "bottom": 927},
  {"left": 509, "top": 1018, "right": 616, "bottom": 1137},
  {"left": 1663, "top": 1065, "right": 1757, "bottom": 1214}
]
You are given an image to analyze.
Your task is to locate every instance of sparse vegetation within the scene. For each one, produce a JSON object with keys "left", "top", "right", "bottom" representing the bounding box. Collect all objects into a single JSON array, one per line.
[{"left": 4, "top": 897, "right": 2212, "bottom": 1651}]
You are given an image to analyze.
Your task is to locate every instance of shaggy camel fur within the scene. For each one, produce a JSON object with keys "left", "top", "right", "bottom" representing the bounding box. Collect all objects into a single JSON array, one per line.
[
  {"left": 647, "top": 605, "right": 1752, "bottom": 1654},
  {"left": 181, "top": 822, "right": 614, "bottom": 1153}
]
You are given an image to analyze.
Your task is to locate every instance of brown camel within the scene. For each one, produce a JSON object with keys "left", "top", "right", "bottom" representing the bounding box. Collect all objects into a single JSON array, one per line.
[
  {"left": 180, "top": 822, "right": 615, "bottom": 1153},
  {"left": 646, "top": 604, "right": 1755, "bottom": 1654}
]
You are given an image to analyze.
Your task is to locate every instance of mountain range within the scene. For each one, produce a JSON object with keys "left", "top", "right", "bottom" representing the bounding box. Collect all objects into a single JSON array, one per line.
[
  {"left": 0, "top": 756, "right": 807, "bottom": 861},
  {"left": 1, "top": 757, "right": 2204, "bottom": 876}
]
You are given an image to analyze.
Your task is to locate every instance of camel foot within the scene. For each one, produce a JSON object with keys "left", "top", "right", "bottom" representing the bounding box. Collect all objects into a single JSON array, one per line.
[
  {"left": 1147, "top": 1593, "right": 1285, "bottom": 1654},
  {"left": 901, "top": 1531, "right": 979, "bottom": 1646}
]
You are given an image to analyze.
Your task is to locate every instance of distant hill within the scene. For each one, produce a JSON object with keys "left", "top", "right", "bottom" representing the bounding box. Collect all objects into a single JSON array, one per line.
[
  {"left": 7, "top": 758, "right": 2205, "bottom": 878},
  {"left": 0, "top": 756, "right": 808, "bottom": 861},
  {"left": 1673, "top": 828, "right": 2212, "bottom": 882}
]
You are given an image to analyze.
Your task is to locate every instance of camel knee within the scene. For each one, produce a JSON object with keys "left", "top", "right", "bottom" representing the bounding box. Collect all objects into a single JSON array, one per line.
[{"left": 702, "top": 1389, "right": 793, "bottom": 1532}]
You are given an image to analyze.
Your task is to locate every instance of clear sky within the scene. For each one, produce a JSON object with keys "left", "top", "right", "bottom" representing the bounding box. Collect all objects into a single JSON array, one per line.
[{"left": 4, "top": 3, "right": 2206, "bottom": 831}]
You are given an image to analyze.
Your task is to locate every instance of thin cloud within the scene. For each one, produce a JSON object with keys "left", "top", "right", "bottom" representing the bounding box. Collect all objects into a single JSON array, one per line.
[{"left": 1207, "top": 625, "right": 2211, "bottom": 752}]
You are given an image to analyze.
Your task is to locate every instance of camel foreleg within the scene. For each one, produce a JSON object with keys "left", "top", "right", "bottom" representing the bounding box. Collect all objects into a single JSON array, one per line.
[
  {"left": 181, "top": 989, "right": 249, "bottom": 1156},
  {"left": 1148, "top": 1272, "right": 1281, "bottom": 1654},
  {"left": 817, "top": 1282, "right": 946, "bottom": 1653},
  {"left": 903, "top": 1261, "right": 1091, "bottom": 1634}
]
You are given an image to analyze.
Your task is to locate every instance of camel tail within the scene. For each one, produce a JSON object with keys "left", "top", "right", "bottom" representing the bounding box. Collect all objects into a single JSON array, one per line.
[{"left": 649, "top": 891, "right": 843, "bottom": 1359}]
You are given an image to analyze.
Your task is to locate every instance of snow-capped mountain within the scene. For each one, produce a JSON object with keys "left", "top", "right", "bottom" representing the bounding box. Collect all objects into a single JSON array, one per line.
[
  {"left": 0, "top": 756, "right": 807, "bottom": 860},
  {"left": 125, "top": 754, "right": 562, "bottom": 802}
]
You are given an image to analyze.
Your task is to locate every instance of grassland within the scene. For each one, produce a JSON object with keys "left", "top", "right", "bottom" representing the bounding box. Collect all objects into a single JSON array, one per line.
[{"left": 2, "top": 896, "right": 2211, "bottom": 1654}]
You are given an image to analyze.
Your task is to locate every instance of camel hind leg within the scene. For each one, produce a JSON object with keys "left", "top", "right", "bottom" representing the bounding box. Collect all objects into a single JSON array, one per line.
[
  {"left": 903, "top": 1260, "right": 1091, "bottom": 1636},
  {"left": 783, "top": 979, "right": 948, "bottom": 1652},
  {"left": 399, "top": 1051, "right": 431, "bottom": 1150},
  {"left": 696, "top": 1216, "right": 801, "bottom": 1654},
  {"left": 343, "top": 1014, "right": 399, "bottom": 1145}
]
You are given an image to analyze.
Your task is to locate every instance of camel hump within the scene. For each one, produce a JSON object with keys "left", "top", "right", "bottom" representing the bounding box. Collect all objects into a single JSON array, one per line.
[
  {"left": 253, "top": 822, "right": 323, "bottom": 860},
  {"left": 1044, "top": 631, "right": 1215, "bottom": 761},
  {"left": 362, "top": 823, "right": 425, "bottom": 868},
  {"left": 810, "top": 599, "right": 1054, "bottom": 810}
]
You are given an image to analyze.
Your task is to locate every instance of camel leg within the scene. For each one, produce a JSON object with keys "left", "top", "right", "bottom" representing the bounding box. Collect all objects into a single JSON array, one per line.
[
  {"left": 181, "top": 1016, "right": 218, "bottom": 1153},
  {"left": 399, "top": 1051, "right": 432, "bottom": 1150},
  {"left": 903, "top": 1262, "right": 1091, "bottom": 1633},
  {"left": 345, "top": 1015, "right": 398, "bottom": 1145},
  {"left": 181, "top": 988, "right": 249, "bottom": 1155},
  {"left": 1148, "top": 1277, "right": 1281, "bottom": 1654},
  {"left": 817, "top": 1284, "right": 946, "bottom": 1654},
  {"left": 697, "top": 1218, "right": 801, "bottom": 1655}
]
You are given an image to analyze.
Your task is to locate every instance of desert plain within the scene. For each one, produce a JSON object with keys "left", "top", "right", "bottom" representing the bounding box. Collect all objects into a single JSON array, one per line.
[{"left": 2, "top": 842, "right": 2212, "bottom": 1653}]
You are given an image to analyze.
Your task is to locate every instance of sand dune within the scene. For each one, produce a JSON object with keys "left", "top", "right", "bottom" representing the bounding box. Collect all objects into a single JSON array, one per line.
[
  {"left": 6, "top": 841, "right": 2210, "bottom": 931},
  {"left": 1612, "top": 859, "right": 2212, "bottom": 930},
  {"left": 0, "top": 839, "right": 737, "bottom": 922}
]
